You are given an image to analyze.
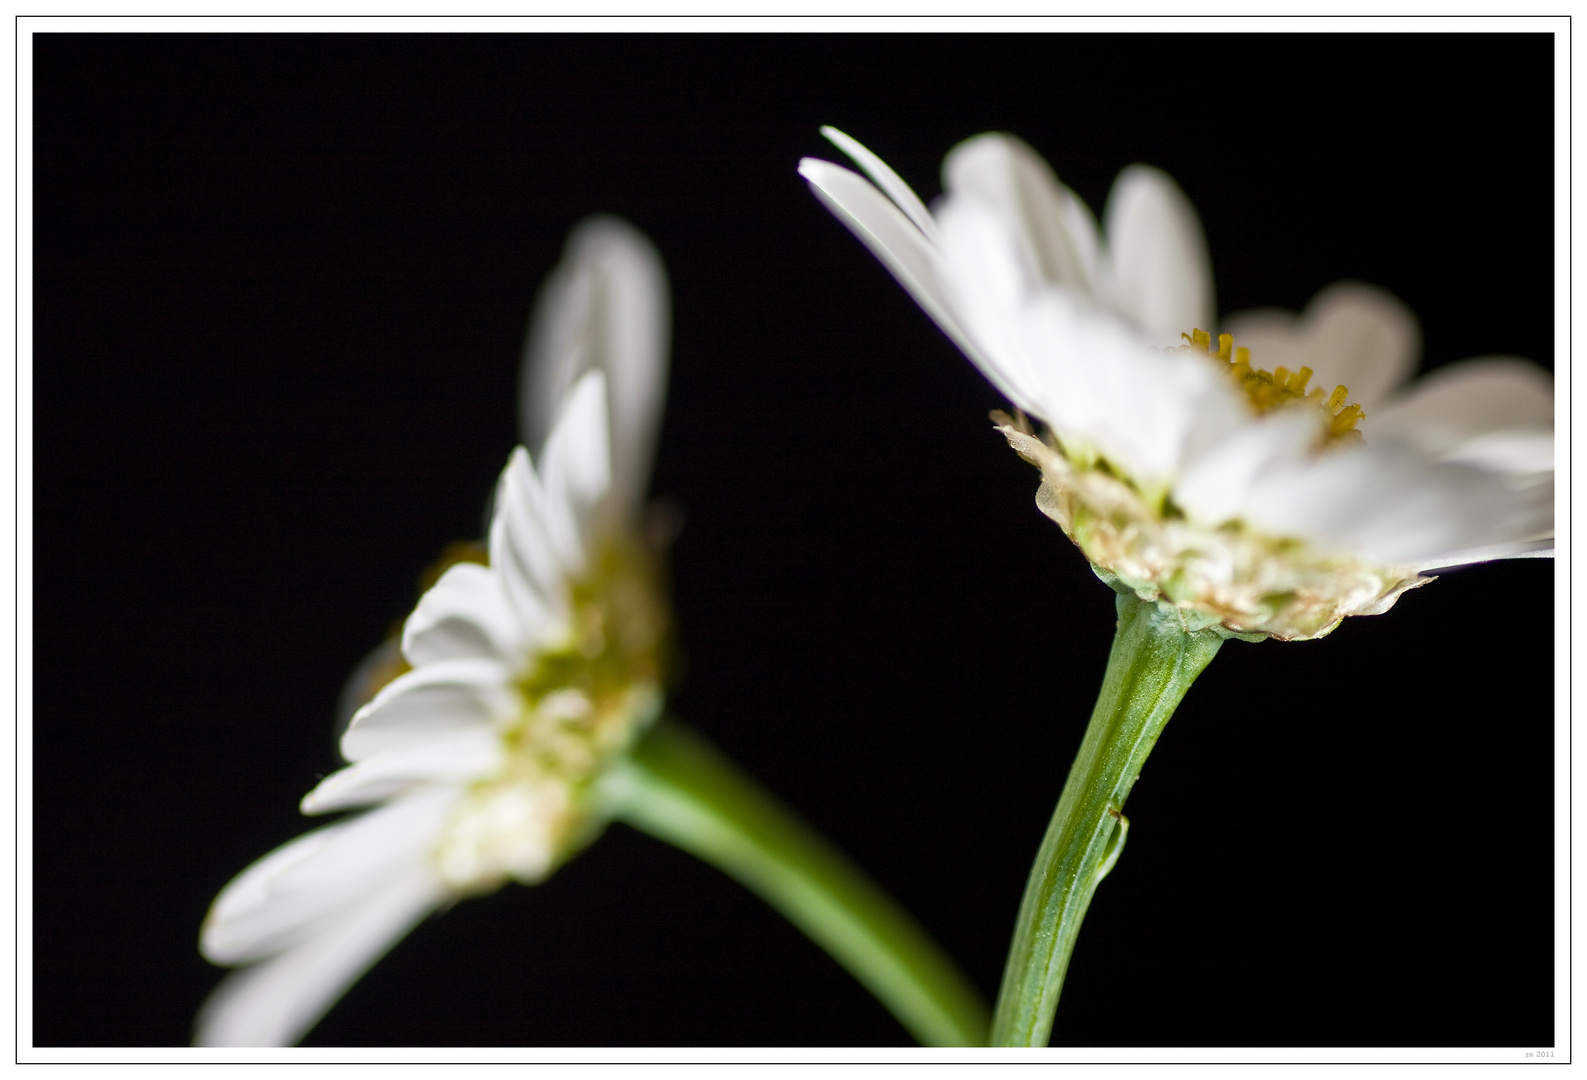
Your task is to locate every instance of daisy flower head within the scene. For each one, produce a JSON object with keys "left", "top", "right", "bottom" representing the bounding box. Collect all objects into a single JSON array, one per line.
[
  {"left": 196, "top": 217, "right": 672, "bottom": 1046},
  {"left": 800, "top": 128, "right": 1552, "bottom": 641}
]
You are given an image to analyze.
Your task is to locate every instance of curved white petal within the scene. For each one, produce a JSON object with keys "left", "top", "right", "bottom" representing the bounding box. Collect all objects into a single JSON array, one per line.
[
  {"left": 402, "top": 562, "right": 523, "bottom": 667},
  {"left": 1413, "top": 533, "right": 1556, "bottom": 573},
  {"left": 930, "top": 196, "right": 1060, "bottom": 417},
  {"left": 942, "top": 131, "right": 1099, "bottom": 294},
  {"left": 1346, "top": 468, "right": 1511, "bottom": 566},
  {"left": 537, "top": 370, "right": 611, "bottom": 576},
  {"left": 1223, "top": 283, "right": 1420, "bottom": 411},
  {"left": 1440, "top": 430, "right": 1555, "bottom": 477},
  {"left": 491, "top": 447, "right": 566, "bottom": 634},
  {"left": 1241, "top": 446, "right": 1399, "bottom": 560},
  {"left": 1243, "top": 441, "right": 1543, "bottom": 567},
  {"left": 200, "top": 789, "right": 452, "bottom": 965},
  {"left": 302, "top": 729, "right": 503, "bottom": 814},
  {"left": 1370, "top": 356, "right": 1553, "bottom": 472},
  {"left": 1174, "top": 409, "right": 1322, "bottom": 527},
  {"left": 1103, "top": 165, "right": 1214, "bottom": 346},
  {"left": 201, "top": 827, "right": 345, "bottom": 965},
  {"left": 341, "top": 658, "right": 512, "bottom": 762},
  {"left": 482, "top": 385, "right": 615, "bottom": 667},
  {"left": 1300, "top": 283, "right": 1421, "bottom": 409},
  {"left": 938, "top": 197, "right": 1245, "bottom": 484},
  {"left": 520, "top": 216, "right": 668, "bottom": 524},
  {"left": 798, "top": 157, "right": 992, "bottom": 377},
  {"left": 821, "top": 126, "right": 940, "bottom": 242},
  {"left": 1017, "top": 291, "right": 1241, "bottom": 484},
  {"left": 195, "top": 863, "right": 446, "bottom": 1047}
]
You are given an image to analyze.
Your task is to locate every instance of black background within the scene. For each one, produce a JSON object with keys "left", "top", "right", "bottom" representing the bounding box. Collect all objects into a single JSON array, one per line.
[{"left": 33, "top": 33, "right": 1557, "bottom": 1048}]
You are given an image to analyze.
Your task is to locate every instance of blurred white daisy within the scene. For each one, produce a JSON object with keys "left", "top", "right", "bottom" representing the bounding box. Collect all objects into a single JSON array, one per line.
[
  {"left": 197, "top": 218, "right": 671, "bottom": 1046},
  {"left": 801, "top": 128, "right": 1552, "bottom": 640}
]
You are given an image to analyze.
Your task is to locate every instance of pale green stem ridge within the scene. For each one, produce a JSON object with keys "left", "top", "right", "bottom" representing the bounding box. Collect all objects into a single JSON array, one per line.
[
  {"left": 990, "top": 591, "right": 1225, "bottom": 1047},
  {"left": 607, "top": 719, "right": 991, "bottom": 1047}
]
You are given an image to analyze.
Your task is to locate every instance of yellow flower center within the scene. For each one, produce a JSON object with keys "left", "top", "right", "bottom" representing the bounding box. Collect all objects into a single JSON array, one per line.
[{"left": 1177, "top": 328, "right": 1364, "bottom": 442}]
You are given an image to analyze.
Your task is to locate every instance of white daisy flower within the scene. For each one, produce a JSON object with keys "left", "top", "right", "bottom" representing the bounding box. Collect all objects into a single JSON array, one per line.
[
  {"left": 196, "top": 217, "right": 671, "bottom": 1047},
  {"left": 800, "top": 128, "right": 1553, "bottom": 640}
]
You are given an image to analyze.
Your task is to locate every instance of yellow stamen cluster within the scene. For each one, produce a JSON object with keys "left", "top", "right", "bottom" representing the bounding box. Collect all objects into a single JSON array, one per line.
[{"left": 1176, "top": 328, "right": 1364, "bottom": 442}]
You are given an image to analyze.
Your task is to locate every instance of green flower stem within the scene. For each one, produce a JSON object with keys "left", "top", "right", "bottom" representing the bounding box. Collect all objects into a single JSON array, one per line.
[
  {"left": 609, "top": 718, "right": 991, "bottom": 1047},
  {"left": 991, "top": 591, "right": 1225, "bottom": 1047}
]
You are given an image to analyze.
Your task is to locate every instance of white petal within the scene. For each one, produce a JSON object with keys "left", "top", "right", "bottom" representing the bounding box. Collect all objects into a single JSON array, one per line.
[
  {"left": 520, "top": 217, "right": 669, "bottom": 524},
  {"left": 821, "top": 126, "right": 940, "bottom": 242},
  {"left": 930, "top": 196, "right": 1060, "bottom": 416},
  {"left": 1016, "top": 291, "right": 1236, "bottom": 483},
  {"left": 537, "top": 369, "right": 611, "bottom": 575},
  {"left": 1103, "top": 165, "right": 1214, "bottom": 346},
  {"left": 201, "top": 827, "right": 344, "bottom": 965},
  {"left": 1243, "top": 442, "right": 1544, "bottom": 566},
  {"left": 1439, "top": 430, "right": 1555, "bottom": 476},
  {"left": 1225, "top": 283, "right": 1419, "bottom": 411},
  {"left": 402, "top": 562, "right": 523, "bottom": 667},
  {"left": 1370, "top": 356, "right": 1553, "bottom": 471},
  {"left": 200, "top": 790, "right": 451, "bottom": 965},
  {"left": 490, "top": 447, "right": 566, "bottom": 634},
  {"left": 798, "top": 157, "right": 992, "bottom": 376},
  {"left": 937, "top": 197, "right": 1244, "bottom": 484},
  {"left": 1173, "top": 409, "right": 1322, "bottom": 527},
  {"left": 340, "top": 657, "right": 512, "bottom": 762},
  {"left": 942, "top": 132, "right": 1099, "bottom": 294},
  {"left": 302, "top": 729, "right": 503, "bottom": 814},
  {"left": 1413, "top": 533, "right": 1555, "bottom": 572},
  {"left": 195, "top": 864, "right": 445, "bottom": 1046},
  {"left": 1512, "top": 545, "right": 1556, "bottom": 558},
  {"left": 1242, "top": 444, "right": 1414, "bottom": 558},
  {"left": 1301, "top": 283, "right": 1421, "bottom": 409},
  {"left": 1346, "top": 466, "right": 1512, "bottom": 566}
]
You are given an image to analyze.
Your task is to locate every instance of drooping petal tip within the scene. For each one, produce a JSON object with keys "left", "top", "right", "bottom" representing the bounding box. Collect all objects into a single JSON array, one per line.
[
  {"left": 196, "top": 866, "right": 446, "bottom": 1047},
  {"left": 819, "top": 126, "right": 941, "bottom": 241}
]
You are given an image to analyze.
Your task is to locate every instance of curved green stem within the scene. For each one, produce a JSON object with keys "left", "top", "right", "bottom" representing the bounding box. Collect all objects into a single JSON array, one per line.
[
  {"left": 991, "top": 591, "right": 1224, "bottom": 1046},
  {"left": 607, "top": 719, "right": 990, "bottom": 1047}
]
